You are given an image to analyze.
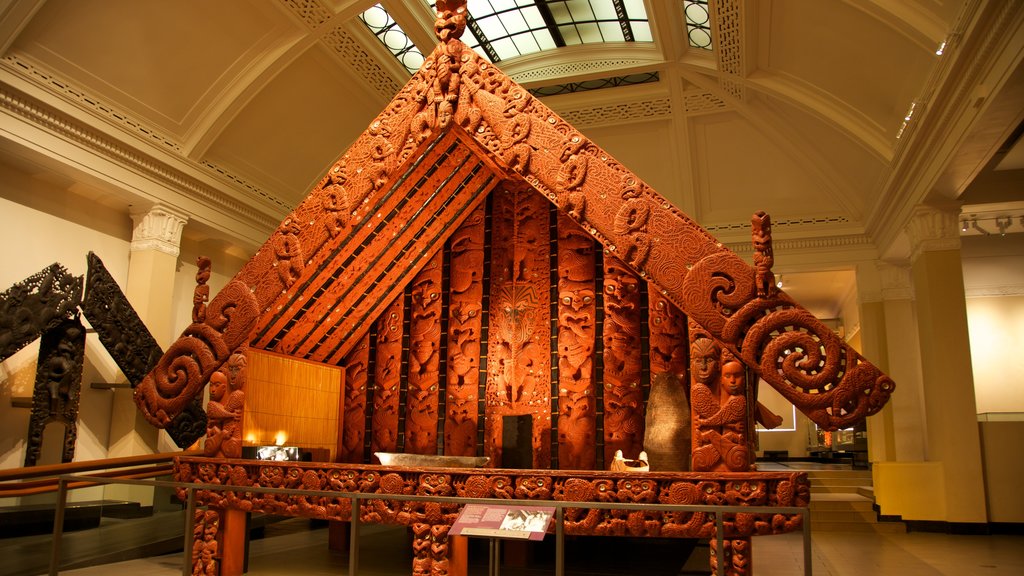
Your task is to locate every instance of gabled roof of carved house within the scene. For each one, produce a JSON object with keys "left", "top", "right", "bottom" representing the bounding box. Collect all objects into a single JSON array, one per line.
[{"left": 133, "top": 1, "right": 893, "bottom": 443}]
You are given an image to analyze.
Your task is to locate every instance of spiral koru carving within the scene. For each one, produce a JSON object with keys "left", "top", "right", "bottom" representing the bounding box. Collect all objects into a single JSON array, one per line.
[
  {"left": 134, "top": 280, "right": 259, "bottom": 428},
  {"left": 682, "top": 252, "right": 893, "bottom": 429}
]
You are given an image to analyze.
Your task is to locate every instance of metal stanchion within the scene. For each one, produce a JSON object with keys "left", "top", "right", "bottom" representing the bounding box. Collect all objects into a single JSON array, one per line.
[
  {"left": 349, "top": 496, "right": 360, "bottom": 575},
  {"left": 802, "top": 508, "right": 812, "bottom": 576},
  {"left": 49, "top": 478, "right": 68, "bottom": 576},
  {"left": 183, "top": 488, "right": 196, "bottom": 576},
  {"left": 715, "top": 513, "right": 725, "bottom": 576},
  {"left": 555, "top": 507, "right": 564, "bottom": 576}
]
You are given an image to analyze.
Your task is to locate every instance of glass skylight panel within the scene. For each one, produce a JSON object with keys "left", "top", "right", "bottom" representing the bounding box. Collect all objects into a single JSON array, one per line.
[
  {"left": 359, "top": 4, "right": 424, "bottom": 74},
  {"left": 683, "top": 0, "right": 713, "bottom": 50},
  {"left": 426, "top": 0, "right": 651, "bottom": 62}
]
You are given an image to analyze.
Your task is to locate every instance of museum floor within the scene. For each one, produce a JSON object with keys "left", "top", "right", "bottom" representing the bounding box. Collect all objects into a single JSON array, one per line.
[
  {"left": 10, "top": 462, "right": 1024, "bottom": 576},
  {"left": 44, "top": 521, "right": 1024, "bottom": 576}
]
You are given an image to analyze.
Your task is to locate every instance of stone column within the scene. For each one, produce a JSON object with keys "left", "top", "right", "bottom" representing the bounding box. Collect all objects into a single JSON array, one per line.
[
  {"left": 857, "top": 261, "right": 927, "bottom": 464},
  {"left": 106, "top": 205, "right": 187, "bottom": 504},
  {"left": 904, "top": 205, "right": 986, "bottom": 524}
]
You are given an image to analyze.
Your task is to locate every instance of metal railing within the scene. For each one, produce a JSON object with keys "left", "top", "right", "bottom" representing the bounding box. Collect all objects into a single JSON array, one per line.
[{"left": 49, "top": 473, "right": 812, "bottom": 576}]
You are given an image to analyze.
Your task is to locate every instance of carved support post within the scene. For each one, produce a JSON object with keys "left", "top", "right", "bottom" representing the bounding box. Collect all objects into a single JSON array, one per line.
[
  {"left": 601, "top": 254, "right": 644, "bottom": 465},
  {"left": 445, "top": 204, "right": 485, "bottom": 457},
  {"left": 371, "top": 296, "right": 404, "bottom": 459},
  {"left": 556, "top": 214, "right": 597, "bottom": 469},
  {"left": 406, "top": 251, "right": 443, "bottom": 455},
  {"left": 340, "top": 334, "right": 370, "bottom": 463}
]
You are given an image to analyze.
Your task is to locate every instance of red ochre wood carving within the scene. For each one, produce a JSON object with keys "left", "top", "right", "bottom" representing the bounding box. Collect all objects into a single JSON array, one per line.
[
  {"left": 406, "top": 253, "right": 444, "bottom": 455},
  {"left": 556, "top": 213, "right": 598, "bottom": 470},
  {"left": 340, "top": 335, "right": 370, "bottom": 463},
  {"left": 371, "top": 296, "right": 404, "bottom": 460},
  {"left": 485, "top": 187, "right": 552, "bottom": 467},
  {"left": 136, "top": 0, "right": 892, "bottom": 437},
  {"left": 444, "top": 204, "right": 485, "bottom": 457},
  {"left": 601, "top": 255, "right": 645, "bottom": 465},
  {"left": 175, "top": 456, "right": 809, "bottom": 575},
  {"left": 204, "top": 346, "right": 246, "bottom": 459}
]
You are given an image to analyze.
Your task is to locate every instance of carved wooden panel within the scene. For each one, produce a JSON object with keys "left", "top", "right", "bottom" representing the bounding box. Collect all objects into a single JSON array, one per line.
[
  {"left": 25, "top": 317, "right": 86, "bottom": 466},
  {"left": 405, "top": 252, "right": 444, "bottom": 455},
  {"left": 485, "top": 187, "right": 551, "bottom": 467},
  {"left": 444, "top": 204, "right": 485, "bottom": 457},
  {"left": 340, "top": 334, "right": 371, "bottom": 463},
  {"left": 555, "top": 213, "right": 597, "bottom": 469},
  {"left": 0, "top": 263, "right": 81, "bottom": 363},
  {"left": 82, "top": 252, "right": 161, "bottom": 386},
  {"left": 177, "top": 455, "right": 810, "bottom": 575},
  {"left": 601, "top": 255, "right": 644, "bottom": 465},
  {"left": 371, "top": 296, "right": 404, "bottom": 460}
]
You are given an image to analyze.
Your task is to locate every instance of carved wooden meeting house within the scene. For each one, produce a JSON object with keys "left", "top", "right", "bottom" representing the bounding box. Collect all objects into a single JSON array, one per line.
[{"left": 134, "top": 2, "right": 895, "bottom": 575}]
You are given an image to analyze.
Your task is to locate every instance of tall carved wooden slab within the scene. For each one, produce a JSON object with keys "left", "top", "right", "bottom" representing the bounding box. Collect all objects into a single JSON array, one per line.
[
  {"left": 648, "top": 291, "right": 688, "bottom": 377},
  {"left": 485, "top": 187, "right": 551, "bottom": 467},
  {"left": 0, "top": 263, "right": 81, "bottom": 363},
  {"left": 406, "top": 253, "right": 444, "bottom": 455},
  {"left": 25, "top": 317, "right": 86, "bottom": 466},
  {"left": 556, "top": 213, "right": 597, "bottom": 469},
  {"left": 601, "top": 255, "right": 644, "bottom": 465},
  {"left": 83, "top": 251, "right": 206, "bottom": 447},
  {"left": 371, "top": 296, "right": 404, "bottom": 460},
  {"left": 340, "top": 334, "right": 370, "bottom": 462},
  {"left": 445, "top": 204, "right": 485, "bottom": 457}
]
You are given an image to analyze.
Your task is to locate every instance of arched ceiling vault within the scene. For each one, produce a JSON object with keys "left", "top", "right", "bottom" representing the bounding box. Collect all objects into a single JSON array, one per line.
[{"left": 0, "top": 0, "right": 1022, "bottom": 314}]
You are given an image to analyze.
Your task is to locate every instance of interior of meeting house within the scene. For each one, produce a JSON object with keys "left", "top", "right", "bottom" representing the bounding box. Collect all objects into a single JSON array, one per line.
[{"left": 1, "top": 1, "right": 1023, "bottom": 575}]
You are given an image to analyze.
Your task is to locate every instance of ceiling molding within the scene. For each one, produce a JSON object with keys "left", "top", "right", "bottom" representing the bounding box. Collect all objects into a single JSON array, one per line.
[
  {"left": 0, "top": 83, "right": 282, "bottom": 242},
  {"left": 870, "top": 0, "right": 1023, "bottom": 255}
]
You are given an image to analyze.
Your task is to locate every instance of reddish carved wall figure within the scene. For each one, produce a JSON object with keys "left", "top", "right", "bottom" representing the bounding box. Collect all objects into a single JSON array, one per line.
[
  {"left": 340, "top": 335, "right": 370, "bottom": 463},
  {"left": 445, "top": 204, "right": 485, "bottom": 457},
  {"left": 556, "top": 213, "right": 597, "bottom": 470},
  {"left": 601, "top": 255, "right": 644, "bottom": 465},
  {"left": 406, "top": 253, "right": 444, "bottom": 455},
  {"left": 371, "top": 296, "right": 404, "bottom": 460}
]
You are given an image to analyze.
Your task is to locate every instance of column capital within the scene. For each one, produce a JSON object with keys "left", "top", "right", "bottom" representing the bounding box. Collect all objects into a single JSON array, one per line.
[
  {"left": 905, "top": 204, "right": 960, "bottom": 263},
  {"left": 129, "top": 205, "right": 188, "bottom": 256},
  {"left": 879, "top": 261, "right": 914, "bottom": 301}
]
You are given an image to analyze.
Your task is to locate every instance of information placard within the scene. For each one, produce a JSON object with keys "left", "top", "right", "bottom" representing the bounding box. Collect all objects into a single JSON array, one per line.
[{"left": 450, "top": 504, "right": 555, "bottom": 541}]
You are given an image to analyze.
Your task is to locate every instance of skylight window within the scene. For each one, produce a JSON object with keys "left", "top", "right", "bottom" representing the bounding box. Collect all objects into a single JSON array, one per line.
[
  {"left": 683, "top": 0, "right": 713, "bottom": 50},
  {"left": 360, "top": 4, "right": 425, "bottom": 75},
  {"left": 429, "top": 0, "right": 652, "bottom": 62}
]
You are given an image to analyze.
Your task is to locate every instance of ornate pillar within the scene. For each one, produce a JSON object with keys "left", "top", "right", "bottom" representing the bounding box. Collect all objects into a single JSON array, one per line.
[
  {"left": 107, "top": 205, "right": 187, "bottom": 500},
  {"left": 900, "top": 205, "right": 986, "bottom": 524}
]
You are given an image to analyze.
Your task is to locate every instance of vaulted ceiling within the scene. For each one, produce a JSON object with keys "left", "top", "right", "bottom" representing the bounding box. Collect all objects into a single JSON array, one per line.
[{"left": 1, "top": 0, "right": 1022, "bottom": 319}]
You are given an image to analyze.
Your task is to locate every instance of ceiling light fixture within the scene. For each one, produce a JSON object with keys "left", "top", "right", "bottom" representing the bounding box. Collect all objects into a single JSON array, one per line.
[
  {"left": 936, "top": 40, "right": 947, "bottom": 56},
  {"left": 971, "top": 219, "right": 991, "bottom": 235},
  {"left": 961, "top": 219, "right": 969, "bottom": 232},
  {"left": 996, "top": 216, "right": 1012, "bottom": 236}
]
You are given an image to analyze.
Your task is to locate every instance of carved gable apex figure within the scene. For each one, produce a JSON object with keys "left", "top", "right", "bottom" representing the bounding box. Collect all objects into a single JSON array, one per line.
[{"left": 134, "top": 0, "right": 893, "bottom": 445}]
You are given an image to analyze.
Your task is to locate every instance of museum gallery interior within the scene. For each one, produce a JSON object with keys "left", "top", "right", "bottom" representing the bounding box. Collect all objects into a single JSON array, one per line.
[{"left": 0, "top": 1, "right": 1023, "bottom": 575}]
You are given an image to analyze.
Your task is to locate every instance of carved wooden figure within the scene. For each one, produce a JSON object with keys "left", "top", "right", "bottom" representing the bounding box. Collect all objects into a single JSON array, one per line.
[
  {"left": 203, "top": 348, "right": 246, "bottom": 459},
  {"left": 25, "top": 317, "right": 86, "bottom": 466}
]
